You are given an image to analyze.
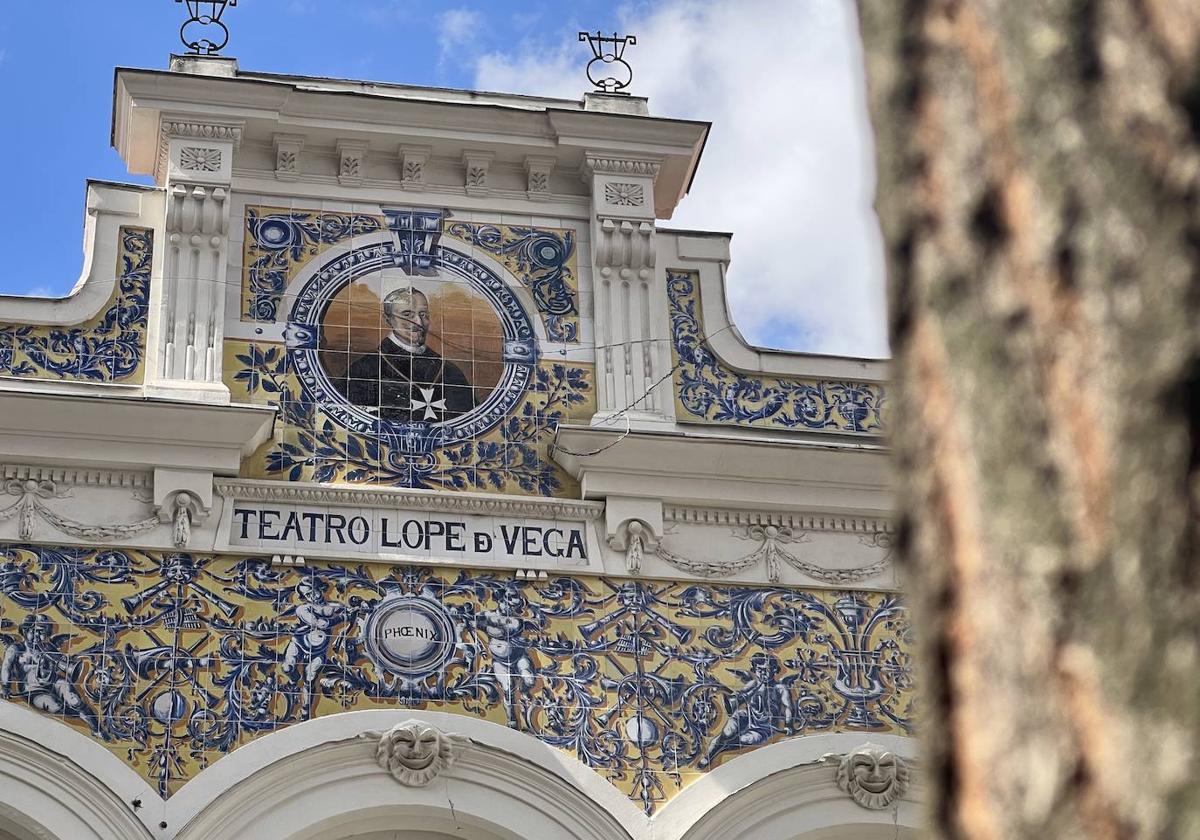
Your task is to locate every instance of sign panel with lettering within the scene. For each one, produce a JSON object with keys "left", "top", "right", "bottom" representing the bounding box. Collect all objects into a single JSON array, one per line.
[{"left": 216, "top": 498, "right": 601, "bottom": 570}]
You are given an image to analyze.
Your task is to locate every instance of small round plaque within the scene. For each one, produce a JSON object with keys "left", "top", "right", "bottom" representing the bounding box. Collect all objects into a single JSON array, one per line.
[{"left": 364, "top": 595, "right": 457, "bottom": 677}]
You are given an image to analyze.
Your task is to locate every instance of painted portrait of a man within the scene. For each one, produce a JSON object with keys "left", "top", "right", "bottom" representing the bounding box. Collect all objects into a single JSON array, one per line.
[{"left": 341, "top": 287, "right": 476, "bottom": 423}]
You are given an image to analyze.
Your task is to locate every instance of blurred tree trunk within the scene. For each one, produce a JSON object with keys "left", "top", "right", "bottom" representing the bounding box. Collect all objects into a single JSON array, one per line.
[{"left": 858, "top": 1, "right": 1200, "bottom": 837}]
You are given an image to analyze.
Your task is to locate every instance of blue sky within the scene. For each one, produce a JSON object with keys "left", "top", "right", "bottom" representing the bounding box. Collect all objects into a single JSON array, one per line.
[{"left": 0, "top": 1, "right": 889, "bottom": 357}]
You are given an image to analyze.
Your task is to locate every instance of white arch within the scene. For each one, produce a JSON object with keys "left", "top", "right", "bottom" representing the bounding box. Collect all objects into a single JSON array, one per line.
[
  {"left": 0, "top": 702, "right": 924, "bottom": 840},
  {"left": 0, "top": 723, "right": 151, "bottom": 840},
  {"left": 657, "top": 733, "right": 921, "bottom": 840},
  {"left": 174, "top": 710, "right": 643, "bottom": 840}
]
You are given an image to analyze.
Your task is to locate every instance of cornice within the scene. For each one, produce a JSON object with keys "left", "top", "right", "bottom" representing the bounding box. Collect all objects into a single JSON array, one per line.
[
  {"left": 0, "top": 390, "right": 275, "bottom": 475},
  {"left": 228, "top": 168, "right": 591, "bottom": 206},
  {"left": 584, "top": 154, "right": 662, "bottom": 179},
  {"left": 215, "top": 479, "right": 606, "bottom": 521},
  {"left": 1, "top": 464, "right": 151, "bottom": 489}
]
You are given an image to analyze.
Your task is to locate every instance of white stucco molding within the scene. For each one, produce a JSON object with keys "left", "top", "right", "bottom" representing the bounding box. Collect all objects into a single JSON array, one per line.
[
  {"left": 0, "top": 182, "right": 161, "bottom": 327},
  {"left": 656, "top": 733, "right": 920, "bottom": 840},
  {"left": 657, "top": 229, "right": 891, "bottom": 382},
  {"left": 0, "top": 703, "right": 920, "bottom": 840},
  {"left": 113, "top": 68, "right": 707, "bottom": 220},
  {"left": 0, "top": 703, "right": 155, "bottom": 840},
  {"left": 214, "top": 477, "right": 604, "bottom": 521},
  {"left": 0, "top": 389, "right": 275, "bottom": 474},
  {"left": 171, "top": 710, "right": 643, "bottom": 840},
  {"left": 553, "top": 424, "right": 891, "bottom": 515}
]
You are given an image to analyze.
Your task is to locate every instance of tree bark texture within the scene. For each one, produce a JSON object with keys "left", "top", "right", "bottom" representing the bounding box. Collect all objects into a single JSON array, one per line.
[{"left": 858, "top": 1, "right": 1200, "bottom": 837}]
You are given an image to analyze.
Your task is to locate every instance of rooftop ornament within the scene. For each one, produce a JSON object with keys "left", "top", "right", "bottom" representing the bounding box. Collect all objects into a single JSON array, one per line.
[
  {"left": 578, "top": 31, "right": 637, "bottom": 94},
  {"left": 175, "top": 0, "right": 238, "bottom": 55}
]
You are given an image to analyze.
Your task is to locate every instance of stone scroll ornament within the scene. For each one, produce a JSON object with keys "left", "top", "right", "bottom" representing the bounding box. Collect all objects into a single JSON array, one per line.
[
  {"left": 830, "top": 743, "right": 911, "bottom": 809},
  {"left": 362, "top": 720, "right": 471, "bottom": 787}
]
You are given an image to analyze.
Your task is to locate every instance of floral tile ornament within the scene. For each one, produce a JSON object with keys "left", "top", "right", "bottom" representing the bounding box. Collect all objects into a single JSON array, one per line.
[
  {"left": 226, "top": 339, "right": 593, "bottom": 496},
  {"left": 0, "top": 227, "right": 152, "bottom": 383},
  {"left": 231, "top": 206, "right": 594, "bottom": 498},
  {"left": 242, "top": 207, "right": 383, "bottom": 321},
  {"left": 0, "top": 543, "right": 914, "bottom": 809},
  {"left": 667, "top": 271, "right": 889, "bottom": 434},
  {"left": 443, "top": 220, "right": 581, "bottom": 342}
]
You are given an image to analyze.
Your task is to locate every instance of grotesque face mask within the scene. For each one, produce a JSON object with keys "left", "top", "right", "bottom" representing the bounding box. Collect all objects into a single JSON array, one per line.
[
  {"left": 392, "top": 723, "right": 439, "bottom": 769},
  {"left": 834, "top": 743, "right": 911, "bottom": 810},
  {"left": 370, "top": 719, "right": 470, "bottom": 787}
]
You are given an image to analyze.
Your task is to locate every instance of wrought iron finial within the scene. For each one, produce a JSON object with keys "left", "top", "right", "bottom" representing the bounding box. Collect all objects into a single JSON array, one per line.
[
  {"left": 175, "top": 0, "right": 238, "bottom": 55},
  {"left": 578, "top": 31, "right": 637, "bottom": 94}
]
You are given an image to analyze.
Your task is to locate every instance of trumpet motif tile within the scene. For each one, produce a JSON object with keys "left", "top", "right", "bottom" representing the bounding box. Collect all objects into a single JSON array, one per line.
[
  {"left": 667, "top": 271, "right": 888, "bottom": 434},
  {"left": 0, "top": 543, "right": 913, "bottom": 812},
  {"left": 0, "top": 228, "right": 152, "bottom": 383}
]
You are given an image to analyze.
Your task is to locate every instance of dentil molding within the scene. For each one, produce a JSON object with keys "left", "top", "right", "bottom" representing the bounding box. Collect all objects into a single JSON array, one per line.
[
  {"left": 664, "top": 505, "right": 893, "bottom": 535},
  {"left": 584, "top": 155, "right": 662, "bottom": 179},
  {"left": 214, "top": 479, "right": 606, "bottom": 521}
]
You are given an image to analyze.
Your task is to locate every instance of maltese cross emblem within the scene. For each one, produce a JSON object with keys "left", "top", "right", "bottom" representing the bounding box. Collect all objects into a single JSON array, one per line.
[{"left": 411, "top": 386, "right": 447, "bottom": 421}]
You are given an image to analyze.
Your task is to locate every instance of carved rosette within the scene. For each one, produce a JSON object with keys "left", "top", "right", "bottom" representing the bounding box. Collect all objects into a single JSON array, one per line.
[
  {"left": 363, "top": 720, "right": 471, "bottom": 787},
  {"left": 831, "top": 743, "right": 911, "bottom": 809}
]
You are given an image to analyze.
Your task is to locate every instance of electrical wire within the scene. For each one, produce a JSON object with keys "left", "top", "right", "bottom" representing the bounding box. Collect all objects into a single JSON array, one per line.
[{"left": 13, "top": 261, "right": 741, "bottom": 458}]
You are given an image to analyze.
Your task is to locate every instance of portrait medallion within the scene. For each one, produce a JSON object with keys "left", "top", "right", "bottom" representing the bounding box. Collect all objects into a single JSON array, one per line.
[{"left": 286, "top": 209, "right": 539, "bottom": 453}]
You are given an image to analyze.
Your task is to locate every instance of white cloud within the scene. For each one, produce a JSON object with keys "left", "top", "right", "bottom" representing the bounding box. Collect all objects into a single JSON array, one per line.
[
  {"left": 23, "top": 285, "right": 53, "bottom": 298},
  {"left": 438, "top": 9, "right": 483, "bottom": 60},
  {"left": 473, "top": 0, "right": 888, "bottom": 358}
]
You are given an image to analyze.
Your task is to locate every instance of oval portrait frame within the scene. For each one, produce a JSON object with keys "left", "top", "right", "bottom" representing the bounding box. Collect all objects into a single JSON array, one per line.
[{"left": 286, "top": 241, "right": 539, "bottom": 452}]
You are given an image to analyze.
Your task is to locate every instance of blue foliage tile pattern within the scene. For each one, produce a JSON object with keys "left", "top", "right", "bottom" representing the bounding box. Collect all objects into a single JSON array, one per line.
[
  {"left": 667, "top": 271, "right": 888, "bottom": 434},
  {"left": 231, "top": 205, "right": 595, "bottom": 498},
  {"left": 444, "top": 221, "right": 580, "bottom": 342},
  {"left": 0, "top": 544, "right": 914, "bottom": 811},
  {"left": 0, "top": 228, "right": 152, "bottom": 383},
  {"left": 243, "top": 208, "right": 382, "bottom": 321}
]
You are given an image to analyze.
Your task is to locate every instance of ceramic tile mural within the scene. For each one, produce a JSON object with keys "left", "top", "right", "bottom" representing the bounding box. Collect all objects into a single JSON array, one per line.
[
  {"left": 234, "top": 207, "right": 592, "bottom": 497},
  {"left": 242, "top": 207, "right": 383, "bottom": 322},
  {"left": 667, "top": 271, "right": 888, "bottom": 434},
  {"left": 442, "top": 220, "right": 580, "bottom": 342},
  {"left": 0, "top": 544, "right": 913, "bottom": 813},
  {"left": 0, "top": 228, "right": 152, "bottom": 384}
]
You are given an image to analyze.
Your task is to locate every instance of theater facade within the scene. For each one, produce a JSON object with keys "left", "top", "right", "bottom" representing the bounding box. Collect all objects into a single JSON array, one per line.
[{"left": 0, "top": 53, "right": 914, "bottom": 840}]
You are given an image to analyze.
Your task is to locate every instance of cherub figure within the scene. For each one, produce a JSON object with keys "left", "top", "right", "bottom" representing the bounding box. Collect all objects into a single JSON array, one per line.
[
  {"left": 476, "top": 584, "right": 537, "bottom": 727},
  {"left": 281, "top": 577, "right": 350, "bottom": 717},
  {"left": 0, "top": 614, "right": 102, "bottom": 736},
  {"left": 699, "top": 652, "right": 793, "bottom": 768}
]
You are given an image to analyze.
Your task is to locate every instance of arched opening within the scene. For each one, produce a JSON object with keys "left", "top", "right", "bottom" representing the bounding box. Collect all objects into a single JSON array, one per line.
[
  {"left": 662, "top": 734, "right": 921, "bottom": 840},
  {"left": 0, "top": 723, "right": 151, "bottom": 840},
  {"left": 797, "top": 828, "right": 919, "bottom": 840},
  {"left": 174, "top": 711, "right": 636, "bottom": 840},
  {"left": 0, "top": 813, "right": 48, "bottom": 840},
  {"left": 284, "top": 808, "right": 514, "bottom": 840}
]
